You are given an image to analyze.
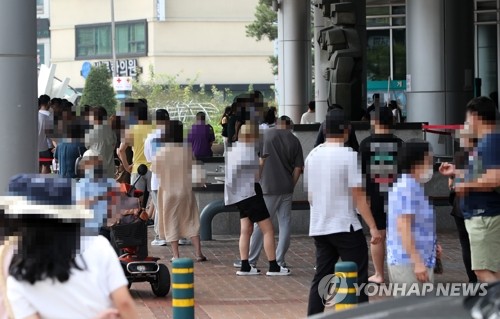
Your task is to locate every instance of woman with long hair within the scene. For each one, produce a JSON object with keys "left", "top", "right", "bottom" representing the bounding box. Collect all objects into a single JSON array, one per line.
[
  {"left": 4, "top": 174, "right": 138, "bottom": 319},
  {"left": 151, "top": 120, "right": 207, "bottom": 261}
]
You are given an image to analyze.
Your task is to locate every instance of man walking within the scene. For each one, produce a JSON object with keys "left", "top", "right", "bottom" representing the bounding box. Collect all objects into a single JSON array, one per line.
[
  {"left": 305, "top": 109, "right": 382, "bottom": 316},
  {"left": 359, "top": 107, "right": 403, "bottom": 284},
  {"left": 234, "top": 116, "right": 303, "bottom": 268}
]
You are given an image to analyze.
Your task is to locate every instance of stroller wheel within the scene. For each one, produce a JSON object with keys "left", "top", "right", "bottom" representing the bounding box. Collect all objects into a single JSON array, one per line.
[{"left": 151, "top": 264, "right": 171, "bottom": 297}]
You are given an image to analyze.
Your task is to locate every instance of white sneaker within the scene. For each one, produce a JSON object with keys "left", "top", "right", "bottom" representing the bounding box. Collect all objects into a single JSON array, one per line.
[
  {"left": 236, "top": 266, "right": 261, "bottom": 276},
  {"left": 266, "top": 266, "right": 291, "bottom": 276},
  {"left": 178, "top": 238, "right": 190, "bottom": 245},
  {"left": 151, "top": 238, "right": 167, "bottom": 246}
]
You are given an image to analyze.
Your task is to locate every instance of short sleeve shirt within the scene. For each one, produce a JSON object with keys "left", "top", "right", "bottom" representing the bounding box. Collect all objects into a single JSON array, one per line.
[
  {"left": 260, "top": 129, "right": 304, "bottom": 195},
  {"left": 188, "top": 123, "right": 215, "bottom": 159},
  {"left": 461, "top": 133, "right": 500, "bottom": 219},
  {"left": 224, "top": 142, "right": 259, "bottom": 205},
  {"left": 7, "top": 236, "right": 127, "bottom": 319},
  {"left": 359, "top": 134, "right": 403, "bottom": 214},
  {"left": 387, "top": 174, "right": 436, "bottom": 268},
  {"left": 305, "top": 143, "right": 363, "bottom": 236}
]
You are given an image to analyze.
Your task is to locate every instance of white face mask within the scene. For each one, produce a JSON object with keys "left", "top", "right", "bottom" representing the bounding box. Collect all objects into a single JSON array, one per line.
[{"left": 418, "top": 166, "right": 434, "bottom": 184}]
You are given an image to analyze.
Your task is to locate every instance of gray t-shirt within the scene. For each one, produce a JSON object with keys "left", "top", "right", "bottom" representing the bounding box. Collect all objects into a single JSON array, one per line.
[{"left": 260, "top": 129, "right": 304, "bottom": 195}]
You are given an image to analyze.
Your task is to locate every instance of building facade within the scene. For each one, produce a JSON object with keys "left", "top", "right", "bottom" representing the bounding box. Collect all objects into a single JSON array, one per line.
[
  {"left": 37, "top": 0, "right": 51, "bottom": 67},
  {"left": 49, "top": 0, "right": 275, "bottom": 95}
]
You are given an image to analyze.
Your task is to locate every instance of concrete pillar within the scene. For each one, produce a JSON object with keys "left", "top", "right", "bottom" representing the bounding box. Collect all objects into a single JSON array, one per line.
[
  {"left": 314, "top": 4, "right": 328, "bottom": 123},
  {"left": 277, "top": 0, "right": 311, "bottom": 123},
  {"left": 406, "top": 0, "right": 474, "bottom": 155},
  {"left": 0, "top": 0, "right": 38, "bottom": 192}
]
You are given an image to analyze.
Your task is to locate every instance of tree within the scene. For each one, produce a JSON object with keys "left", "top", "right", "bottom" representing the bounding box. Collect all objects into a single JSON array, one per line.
[
  {"left": 246, "top": 0, "right": 277, "bottom": 42},
  {"left": 80, "top": 65, "right": 117, "bottom": 115},
  {"left": 246, "top": 0, "right": 278, "bottom": 75}
]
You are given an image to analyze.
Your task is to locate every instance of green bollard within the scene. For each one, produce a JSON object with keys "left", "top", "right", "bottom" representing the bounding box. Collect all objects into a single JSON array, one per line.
[
  {"left": 334, "top": 261, "right": 358, "bottom": 311},
  {"left": 172, "top": 258, "right": 194, "bottom": 319}
]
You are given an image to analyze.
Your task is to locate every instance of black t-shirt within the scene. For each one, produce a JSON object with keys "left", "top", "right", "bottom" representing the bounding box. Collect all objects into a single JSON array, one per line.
[{"left": 360, "top": 134, "right": 403, "bottom": 214}]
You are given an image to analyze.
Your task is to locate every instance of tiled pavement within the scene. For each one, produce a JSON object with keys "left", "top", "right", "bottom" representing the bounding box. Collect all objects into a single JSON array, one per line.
[{"left": 130, "top": 230, "right": 468, "bottom": 319}]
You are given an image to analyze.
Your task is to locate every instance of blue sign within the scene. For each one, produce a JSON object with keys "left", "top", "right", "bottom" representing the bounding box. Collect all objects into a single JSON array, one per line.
[{"left": 81, "top": 62, "right": 92, "bottom": 79}]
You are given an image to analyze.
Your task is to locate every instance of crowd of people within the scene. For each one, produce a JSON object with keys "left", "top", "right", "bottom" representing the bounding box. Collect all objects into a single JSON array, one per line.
[{"left": 0, "top": 90, "right": 498, "bottom": 317}]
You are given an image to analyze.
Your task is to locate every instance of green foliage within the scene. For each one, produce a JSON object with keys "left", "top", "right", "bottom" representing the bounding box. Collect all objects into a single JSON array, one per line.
[
  {"left": 80, "top": 65, "right": 117, "bottom": 115},
  {"left": 246, "top": 0, "right": 278, "bottom": 74},
  {"left": 131, "top": 66, "right": 233, "bottom": 144},
  {"left": 245, "top": 0, "right": 277, "bottom": 42}
]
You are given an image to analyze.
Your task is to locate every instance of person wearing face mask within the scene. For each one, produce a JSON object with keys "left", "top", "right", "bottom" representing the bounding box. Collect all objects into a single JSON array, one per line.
[
  {"left": 386, "top": 140, "right": 441, "bottom": 293},
  {"left": 76, "top": 151, "right": 120, "bottom": 239}
]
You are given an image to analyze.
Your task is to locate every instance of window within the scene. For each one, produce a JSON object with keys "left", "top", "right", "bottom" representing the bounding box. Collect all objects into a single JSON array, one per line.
[
  {"left": 76, "top": 20, "right": 147, "bottom": 59},
  {"left": 37, "top": 0, "right": 45, "bottom": 15},
  {"left": 366, "top": 3, "right": 406, "bottom": 81},
  {"left": 367, "top": 30, "right": 391, "bottom": 81}
]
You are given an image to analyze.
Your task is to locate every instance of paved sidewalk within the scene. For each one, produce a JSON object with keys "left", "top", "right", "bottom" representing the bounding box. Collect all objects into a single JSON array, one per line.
[{"left": 130, "top": 230, "right": 467, "bottom": 319}]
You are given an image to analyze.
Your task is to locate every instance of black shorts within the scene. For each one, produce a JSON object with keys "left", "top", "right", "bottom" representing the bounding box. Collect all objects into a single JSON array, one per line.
[
  {"left": 373, "top": 211, "right": 387, "bottom": 230},
  {"left": 39, "top": 149, "right": 54, "bottom": 166},
  {"left": 236, "top": 183, "right": 270, "bottom": 223}
]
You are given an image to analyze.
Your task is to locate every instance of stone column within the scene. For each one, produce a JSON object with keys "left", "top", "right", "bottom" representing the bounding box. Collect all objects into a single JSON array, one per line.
[
  {"left": 406, "top": 0, "right": 473, "bottom": 154},
  {"left": 0, "top": 0, "right": 38, "bottom": 192},
  {"left": 314, "top": 3, "right": 328, "bottom": 123},
  {"left": 277, "top": 0, "right": 312, "bottom": 123}
]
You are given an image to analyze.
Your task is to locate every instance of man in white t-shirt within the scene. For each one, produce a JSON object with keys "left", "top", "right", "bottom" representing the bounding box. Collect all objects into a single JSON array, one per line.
[
  {"left": 304, "top": 109, "right": 382, "bottom": 316},
  {"left": 300, "top": 101, "right": 317, "bottom": 124}
]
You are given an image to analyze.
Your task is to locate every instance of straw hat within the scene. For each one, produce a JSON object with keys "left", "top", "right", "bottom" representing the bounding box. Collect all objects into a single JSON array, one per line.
[{"left": 0, "top": 174, "right": 93, "bottom": 220}]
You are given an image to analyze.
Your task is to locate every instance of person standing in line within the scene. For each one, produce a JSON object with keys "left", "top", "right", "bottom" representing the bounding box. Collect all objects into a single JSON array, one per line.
[
  {"left": 54, "top": 119, "right": 87, "bottom": 178},
  {"left": 259, "top": 107, "right": 277, "bottom": 131},
  {"left": 225, "top": 124, "right": 290, "bottom": 276},
  {"left": 359, "top": 107, "right": 403, "bottom": 284},
  {"left": 188, "top": 112, "right": 215, "bottom": 160},
  {"left": 85, "top": 106, "right": 117, "bottom": 179},
  {"left": 144, "top": 109, "right": 170, "bottom": 247},
  {"left": 234, "top": 116, "right": 303, "bottom": 269},
  {"left": 220, "top": 106, "right": 232, "bottom": 156},
  {"left": 314, "top": 104, "right": 359, "bottom": 151},
  {"left": 443, "top": 131, "right": 477, "bottom": 283},
  {"left": 38, "top": 94, "right": 54, "bottom": 174},
  {"left": 305, "top": 109, "right": 382, "bottom": 316},
  {"left": 151, "top": 120, "right": 207, "bottom": 262},
  {"left": 300, "top": 101, "right": 317, "bottom": 124},
  {"left": 117, "top": 100, "right": 154, "bottom": 209},
  {"left": 386, "top": 140, "right": 440, "bottom": 292},
  {"left": 440, "top": 96, "right": 500, "bottom": 283},
  {"left": 226, "top": 102, "right": 238, "bottom": 148}
]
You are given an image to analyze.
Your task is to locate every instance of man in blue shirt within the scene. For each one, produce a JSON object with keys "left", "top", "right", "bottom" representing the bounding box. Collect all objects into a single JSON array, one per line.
[{"left": 440, "top": 96, "right": 500, "bottom": 283}]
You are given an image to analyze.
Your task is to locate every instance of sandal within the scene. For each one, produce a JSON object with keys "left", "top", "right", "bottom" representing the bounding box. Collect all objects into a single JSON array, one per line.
[{"left": 195, "top": 255, "right": 207, "bottom": 262}]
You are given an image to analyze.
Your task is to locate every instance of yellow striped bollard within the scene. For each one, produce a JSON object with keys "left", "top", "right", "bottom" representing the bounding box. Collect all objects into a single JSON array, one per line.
[
  {"left": 172, "top": 258, "right": 194, "bottom": 319},
  {"left": 334, "top": 261, "right": 358, "bottom": 311}
]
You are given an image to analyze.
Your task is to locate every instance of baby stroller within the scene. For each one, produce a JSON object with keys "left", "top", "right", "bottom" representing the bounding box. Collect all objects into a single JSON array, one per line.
[{"left": 110, "top": 164, "right": 171, "bottom": 297}]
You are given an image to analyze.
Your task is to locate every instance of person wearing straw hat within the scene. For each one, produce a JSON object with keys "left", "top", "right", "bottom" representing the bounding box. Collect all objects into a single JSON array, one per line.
[{"left": 1, "top": 174, "right": 138, "bottom": 319}]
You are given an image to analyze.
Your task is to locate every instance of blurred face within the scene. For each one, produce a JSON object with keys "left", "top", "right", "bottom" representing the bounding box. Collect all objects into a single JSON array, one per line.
[
  {"left": 415, "top": 153, "right": 434, "bottom": 184},
  {"left": 465, "top": 111, "right": 479, "bottom": 138}
]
